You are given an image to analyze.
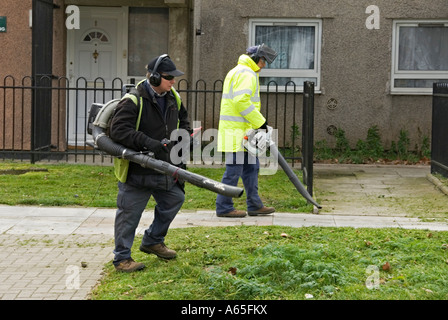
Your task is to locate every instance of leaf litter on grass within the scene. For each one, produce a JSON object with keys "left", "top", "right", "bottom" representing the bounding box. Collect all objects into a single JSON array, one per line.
[{"left": 91, "top": 225, "right": 448, "bottom": 300}]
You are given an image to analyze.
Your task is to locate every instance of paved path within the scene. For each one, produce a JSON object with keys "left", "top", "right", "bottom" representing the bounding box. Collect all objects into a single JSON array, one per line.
[
  {"left": 314, "top": 164, "right": 448, "bottom": 218},
  {"left": 1, "top": 164, "right": 447, "bottom": 300}
]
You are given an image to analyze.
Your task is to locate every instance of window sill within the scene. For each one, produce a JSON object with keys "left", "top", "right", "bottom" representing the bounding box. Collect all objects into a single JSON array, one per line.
[{"left": 390, "top": 88, "right": 434, "bottom": 96}]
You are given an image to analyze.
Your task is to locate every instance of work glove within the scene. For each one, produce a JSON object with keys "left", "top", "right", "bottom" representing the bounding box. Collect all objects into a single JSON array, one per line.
[
  {"left": 266, "top": 125, "right": 273, "bottom": 144},
  {"left": 254, "top": 131, "right": 267, "bottom": 152},
  {"left": 144, "top": 139, "right": 169, "bottom": 153},
  {"left": 160, "top": 138, "right": 171, "bottom": 153},
  {"left": 255, "top": 126, "right": 274, "bottom": 152}
]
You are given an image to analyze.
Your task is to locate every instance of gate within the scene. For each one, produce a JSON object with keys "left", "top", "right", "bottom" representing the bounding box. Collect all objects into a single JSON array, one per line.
[
  {"left": 31, "top": 0, "right": 56, "bottom": 161},
  {"left": 431, "top": 82, "right": 448, "bottom": 177}
]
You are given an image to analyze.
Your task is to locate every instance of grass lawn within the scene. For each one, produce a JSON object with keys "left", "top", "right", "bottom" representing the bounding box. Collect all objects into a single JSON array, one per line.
[
  {"left": 90, "top": 225, "right": 448, "bottom": 300},
  {"left": 0, "top": 162, "right": 313, "bottom": 212},
  {"left": 1, "top": 162, "right": 448, "bottom": 300}
]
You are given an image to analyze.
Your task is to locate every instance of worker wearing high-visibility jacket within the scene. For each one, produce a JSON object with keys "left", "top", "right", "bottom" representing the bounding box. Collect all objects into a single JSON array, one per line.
[{"left": 216, "top": 44, "right": 278, "bottom": 218}]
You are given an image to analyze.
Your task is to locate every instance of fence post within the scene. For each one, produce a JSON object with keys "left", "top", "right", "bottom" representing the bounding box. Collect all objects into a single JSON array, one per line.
[
  {"left": 301, "top": 81, "right": 315, "bottom": 196},
  {"left": 431, "top": 82, "right": 448, "bottom": 178}
]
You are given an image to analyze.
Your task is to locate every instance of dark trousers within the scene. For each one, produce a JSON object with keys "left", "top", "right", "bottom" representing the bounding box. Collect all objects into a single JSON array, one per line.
[
  {"left": 216, "top": 152, "right": 263, "bottom": 214},
  {"left": 113, "top": 174, "right": 185, "bottom": 265}
]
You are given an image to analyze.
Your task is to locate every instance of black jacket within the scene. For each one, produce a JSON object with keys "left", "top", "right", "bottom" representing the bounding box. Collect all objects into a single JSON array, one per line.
[{"left": 109, "top": 80, "right": 191, "bottom": 176}]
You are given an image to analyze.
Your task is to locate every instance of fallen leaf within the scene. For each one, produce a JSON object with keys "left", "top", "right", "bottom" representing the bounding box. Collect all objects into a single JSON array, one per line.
[
  {"left": 365, "top": 240, "right": 373, "bottom": 246},
  {"left": 304, "top": 293, "right": 314, "bottom": 299},
  {"left": 382, "top": 261, "right": 391, "bottom": 271},
  {"left": 228, "top": 267, "right": 237, "bottom": 275},
  {"left": 281, "top": 233, "right": 289, "bottom": 238}
]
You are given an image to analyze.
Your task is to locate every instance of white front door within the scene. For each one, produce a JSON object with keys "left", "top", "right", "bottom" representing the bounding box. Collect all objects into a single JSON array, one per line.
[{"left": 67, "top": 6, "right": 127, "bottom": 146}]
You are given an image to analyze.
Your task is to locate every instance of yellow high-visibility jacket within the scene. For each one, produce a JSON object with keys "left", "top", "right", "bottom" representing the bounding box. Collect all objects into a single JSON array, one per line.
[{"left": 217, "top": 54, "right": 266, "bottom": 152}]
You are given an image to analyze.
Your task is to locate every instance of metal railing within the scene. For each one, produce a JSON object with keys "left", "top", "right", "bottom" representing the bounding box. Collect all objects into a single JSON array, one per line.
[
  {"left": 301, "top": 81, "right": 316, "bottom": 196},
  {"left": 431, "top": 82, "right": 448, "bottom": 178},
  {"left": 0, "top": 76, "right": 315, "bottom": 171}
]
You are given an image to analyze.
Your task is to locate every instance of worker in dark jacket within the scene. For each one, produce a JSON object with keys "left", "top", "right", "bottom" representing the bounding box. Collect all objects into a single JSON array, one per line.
[{"left": 109, "top": 55, "right": 191, "bottom": 273}]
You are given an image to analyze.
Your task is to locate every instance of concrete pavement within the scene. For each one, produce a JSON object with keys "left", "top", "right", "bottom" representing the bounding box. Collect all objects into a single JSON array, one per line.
[{"left": 1, "top": 164, "right": 448, "bottom": 300}]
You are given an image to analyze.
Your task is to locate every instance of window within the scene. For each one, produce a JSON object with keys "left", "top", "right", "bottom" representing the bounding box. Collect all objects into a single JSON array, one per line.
[
  {"left": 128, "top": 8, "right": 169, "bottom": 77},
  {"left": 82, "top": 31, "right": 109, "bottom": 43},
  {"left": 249, "top": 19, "right": 322, "bottom": 91},
  {"left": 391, "top": 20, "right": 448, "bottom": 95}
]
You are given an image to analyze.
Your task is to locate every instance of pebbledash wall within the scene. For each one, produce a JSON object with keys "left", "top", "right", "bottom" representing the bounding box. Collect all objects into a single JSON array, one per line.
[
  {"left": 0, "top": 0, "right": 66, "bottom": 151},
  {"left": 191, "top": 0, "right": 448, "bottom": 150},
  {"left": 0, "top": 0, "right": 191, "bottom": 152},
  {"left": 1, "top": 0, "right": 447, "bottom": 152}
]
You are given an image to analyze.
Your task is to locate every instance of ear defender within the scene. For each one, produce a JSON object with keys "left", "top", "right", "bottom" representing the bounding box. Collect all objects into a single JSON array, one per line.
[{"left": 149, "top": 54, "right": 169, "bottom": 87}]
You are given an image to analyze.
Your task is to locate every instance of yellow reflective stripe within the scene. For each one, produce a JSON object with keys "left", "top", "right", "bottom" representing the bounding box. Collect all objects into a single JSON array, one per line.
[
  {"left": 219, "top": 115, "right": 250, "bottom": 123},
  {"left": 136, "top": 97, "right": 143, "bottom": 130},
  {"left": 171, "top": 87, "right": 182, "bottom": 128},
  {"left": 122, "top": 93, "right": 138, "bottom": 105},
  {"left": 121, "top": 81, "right": 183, "bottom": 131},
  {"left": 171, "top": 87, "right": 182, "bottom": 111},
  {"left": 240, "top": 104, "right": 256, "bottom": 116},
  {"left": 222, "top": 67, "right": 257, "bottom": 99},
  {"left": 120, "top": 94, "right": 142, "bottom": 129},
  {"left": 222, "top": 89, "right": 253, "bottom": 100}
]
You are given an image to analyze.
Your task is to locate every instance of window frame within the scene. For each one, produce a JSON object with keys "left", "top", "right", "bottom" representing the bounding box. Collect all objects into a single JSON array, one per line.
[
  {"left": 127, "top": 7, "right": 169, "bottom": 79},
  {"left": 248, "top": 18, "right": 322, "bottom": 92},
  {"left": 391, "top": 20, "right": 448, "bottom": 95}
]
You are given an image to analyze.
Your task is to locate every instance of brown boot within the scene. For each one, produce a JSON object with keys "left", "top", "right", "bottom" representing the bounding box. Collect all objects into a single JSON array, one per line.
[
  {"left": 248, "top": 206, "right": 275, "bottom": 216},
  {"left": 140, "top": 243, "right": 177, "bottom": 260},
  {"left": 115, "top": 258, "right": 145, "bottom": 273},
  {"left": 217, "top": 209, "right": 247, "bottom": 218}
]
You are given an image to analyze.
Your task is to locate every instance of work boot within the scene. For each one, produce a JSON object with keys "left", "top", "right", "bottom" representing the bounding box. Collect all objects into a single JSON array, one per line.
[
  {"left": 217, "top": 209, "right": 247, "bottom": 218},
  {"left": 115, "top": 258, "right": 145, "bottom": 273},
  {"left": 140, "top": 243, "right": 177, "bottom": 260},
  {"left": 248, "top": 206, "right": 275, "bottom": 216}
]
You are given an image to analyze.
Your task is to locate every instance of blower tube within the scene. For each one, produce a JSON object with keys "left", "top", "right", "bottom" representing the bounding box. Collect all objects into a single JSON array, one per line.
[
  {"left": 90, "top": 104, "right": 244, "bottom": 198},
  {"left": 242, "top": 128, "right": 321, "bottom": 209},
  {"left": 269, "top": 143, "right": 322, "bottom": 209}
]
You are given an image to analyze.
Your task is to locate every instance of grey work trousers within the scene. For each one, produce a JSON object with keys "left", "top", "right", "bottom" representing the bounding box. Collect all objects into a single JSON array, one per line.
[{"left": 113, "top": 174, "right": 185, "bottom": 266}]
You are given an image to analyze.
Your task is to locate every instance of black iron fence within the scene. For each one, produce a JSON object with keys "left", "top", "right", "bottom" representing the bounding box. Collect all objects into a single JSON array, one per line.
[
  {"left": 431, "top": 82, "right": 448, "bottom": 178},
  {"left": 301, "top": 81, "right": 315, "bottom": 196},
  {"left": 0, "top": 76, "right": 315, "bottom": 173}
]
